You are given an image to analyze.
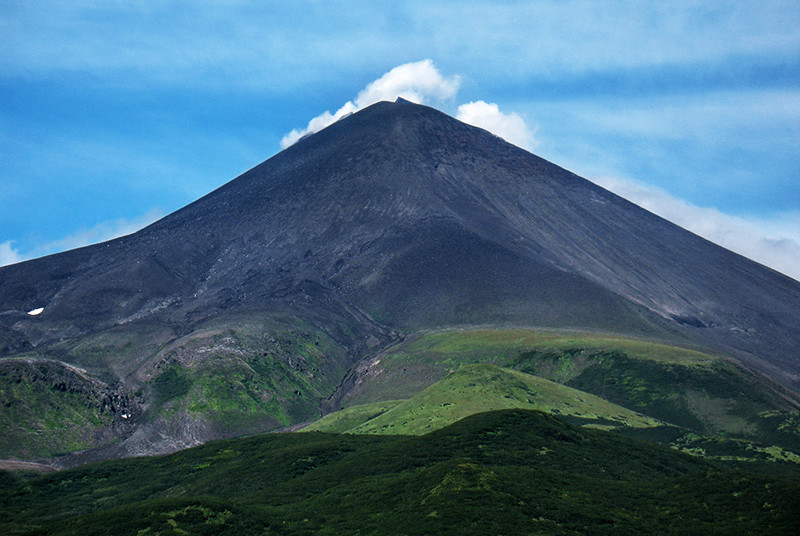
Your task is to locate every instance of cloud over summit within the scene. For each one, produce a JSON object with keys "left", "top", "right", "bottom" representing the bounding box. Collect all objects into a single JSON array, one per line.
[
  {"left": 281, "top": 59, "right": 539, "bottom": 152},
  {"left": 280, "top": 60, "right": 460, "bottom": 149}
]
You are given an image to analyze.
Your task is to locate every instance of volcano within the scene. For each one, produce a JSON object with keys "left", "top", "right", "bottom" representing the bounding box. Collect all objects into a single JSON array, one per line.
[{"left": 1, "top": 99, "right": 798, "bottom": 462}]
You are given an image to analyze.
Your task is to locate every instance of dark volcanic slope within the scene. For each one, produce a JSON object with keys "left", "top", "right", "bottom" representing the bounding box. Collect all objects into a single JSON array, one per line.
[{"left": 1, "top": 99, "right": 798, "bottom": 391}]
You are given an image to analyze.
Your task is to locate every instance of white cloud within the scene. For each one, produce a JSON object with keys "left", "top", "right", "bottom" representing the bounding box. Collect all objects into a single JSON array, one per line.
[
  {"left": 0, "top": 209, "right": 164, "bottom": 267},
  {"left": 0, "top": 241, "right": 24, "bottom": 267},
  {"left": 353, "top": 59, "right": 460, "bottom": 108},
  {"left": 280, "top": 101, "right": 359, "bottom": 149},
  {"left": 280, "top": 59, "right": 460, "bottom": 148},
  {"left": 279, "top": 61, "right": 542, "bottom": 153},
  {"left": 456, "top": 100, "right": 539, "bottom": 150},
  {"left": 41, "top": 208, "right": 165, "bottom": 253},
  {"left": 593, "top": 176, "right": 800, "bottom": 281}
]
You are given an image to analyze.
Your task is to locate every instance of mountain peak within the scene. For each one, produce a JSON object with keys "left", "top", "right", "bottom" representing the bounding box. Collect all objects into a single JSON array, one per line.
[
  {"left": 1, "top": 101, "right": 799, "bottom": 396},
  {"left": 2, "top": 97, "right": 800, "bottom": 465}
]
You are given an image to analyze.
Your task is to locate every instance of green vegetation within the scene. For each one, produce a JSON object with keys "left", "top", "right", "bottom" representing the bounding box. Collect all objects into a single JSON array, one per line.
[
  {"left": 151, "top": 365, "right": 191, "bottom": 409},
  {"left": 0, "top": 360, "right": 114, "bottom": 458},
  {"left": 752, "top": 410, "right": 800, "bottom": 451},
  {"left": 4, "top": 325, "right": 798, "bottom": 470},
  {"left": 309, "top": 364, "right": 660, "bottom": 435},
  {"left": 2, "top": 409, "right": 798, "bottom": 535},
  {"left": 406, "top": 329, "right": 718, "bottom": 367},
  {"left": 0, "top": 313, "right": 362, "bottom": 458},
  {"left": 305, "top": 328, "right": 800, "bottom": 476},
  {"left": 616, "top": 425, "right": 800, "bottom": 480},
  {"left": 343, "top": 329, "right": 724, "bottom": 407},
  {"left": 344, "top": 329, "right": 794, "bottom": 440},
  {"left": 145, "top": 315, "right": 354, "bottom": 435},
  {"left": 562, "top": 352, "right": 785, "bottom": 434},
  {"left": 303, "top": 400, "right": 404, "bottom": 434}
]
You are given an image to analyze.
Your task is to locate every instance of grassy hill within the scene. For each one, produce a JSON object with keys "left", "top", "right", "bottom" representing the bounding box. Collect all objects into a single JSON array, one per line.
[
  {"left": 307, "top": 364, "right": 660, "bottom": 435},
  {"left": 308, "top": 356, "right": 800, "bottom": 476},
  {"left": 3, "top": 409, "right": 799, "bottom": 535},
  {"left": 342, "top": 329, "right": 798, "bottom": 439}
]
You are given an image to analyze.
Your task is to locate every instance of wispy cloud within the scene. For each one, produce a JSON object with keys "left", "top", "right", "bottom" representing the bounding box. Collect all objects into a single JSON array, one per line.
[
  {"left": 0, "top": 241, "right": 24, "bottom": 267},
  {"left": 40, "top": 208, "right": 165, "bottom": 253},
  {"left": 517, "top": 87, "right": 800, "bottom": 219},
  {"left": 0, "top": 209, "right": 164, "bottom": 267},
  {"left": 456, "top": 101, "right": 538, "bottom": 150},
  {"left": 593, "top": 176, "right": 800, "bottom": 281},
  {"left": 280, "top": 59, "right": 460, "bottom": 148},
  {"left": 6, "top": 3, "right": 797, "bottom": 92}
]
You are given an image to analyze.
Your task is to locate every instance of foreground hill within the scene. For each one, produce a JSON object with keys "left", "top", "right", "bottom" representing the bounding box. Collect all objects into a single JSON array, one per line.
[
  {"left": 1, "top": 99, "right": 799, "bottom": 461},
  {"left": 306, "top": 363, "right": 662, "bottom": 434},
  {"left": 2, "top": 409, "right": 799, "bottom": 535},
  {"left": 313, "top": 329, "right": 800, "bottom": 468},
  {"left": 336, "top": 329, "right": 798, "bottom": 436}
]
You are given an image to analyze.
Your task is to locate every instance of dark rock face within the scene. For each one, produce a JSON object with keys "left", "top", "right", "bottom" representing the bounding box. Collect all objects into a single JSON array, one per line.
[{"left": 1, "top": 99, "right": 798, "bottom": 393}]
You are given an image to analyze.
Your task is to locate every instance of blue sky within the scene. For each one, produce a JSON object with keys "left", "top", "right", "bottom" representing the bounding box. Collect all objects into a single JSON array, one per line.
[{"left": 2, "top": 1, "right": 799, "bottom": 279}]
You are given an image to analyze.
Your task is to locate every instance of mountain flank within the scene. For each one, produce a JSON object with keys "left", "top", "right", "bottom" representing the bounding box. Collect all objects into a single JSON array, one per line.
[{"left": 0, "top": 98, "right": 798, "bottom": 463}]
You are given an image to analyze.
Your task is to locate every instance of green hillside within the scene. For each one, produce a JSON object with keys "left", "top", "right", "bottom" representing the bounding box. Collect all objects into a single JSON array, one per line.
[
  {"left": 0, "top": 313, "right": 362, "bottom": 460},
  {"left": 308, "top": 359, "right": 800, "bottom": 475},
  {"left": 0, "top": 360, "right": 118, "bottom": 459},
  {"left": 304, "top": 400, "right": 404, "bottom": 434},
  {"left": 3, "top": 326, "right": 797, "bottom": 465},
  {"left": 3, "top": 409, "right": 799, "bottom": 535},
  {"left": 89, "top": 312, "right": 356, "bottom": 429},
  {"left": 343, "top": 329, "right": 797, "bottom": 439},
  {"left": 307, "top": 364, "right": 660, "bottom": 435}
]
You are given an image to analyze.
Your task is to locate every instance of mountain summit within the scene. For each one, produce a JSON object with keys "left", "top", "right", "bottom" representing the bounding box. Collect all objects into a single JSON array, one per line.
[{"left": 1, "top": 99, "right": 798, "bottom": 460}]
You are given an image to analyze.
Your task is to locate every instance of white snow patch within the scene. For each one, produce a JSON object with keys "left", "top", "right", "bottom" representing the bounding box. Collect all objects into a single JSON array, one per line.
[{"left": 27, "top": 307, "right": 44, "bottom": 316}]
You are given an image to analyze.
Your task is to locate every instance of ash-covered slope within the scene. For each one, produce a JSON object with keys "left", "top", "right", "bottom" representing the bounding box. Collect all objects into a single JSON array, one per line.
[{"left": 1, "top": 99, "right": 798, "bottom": 392}]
